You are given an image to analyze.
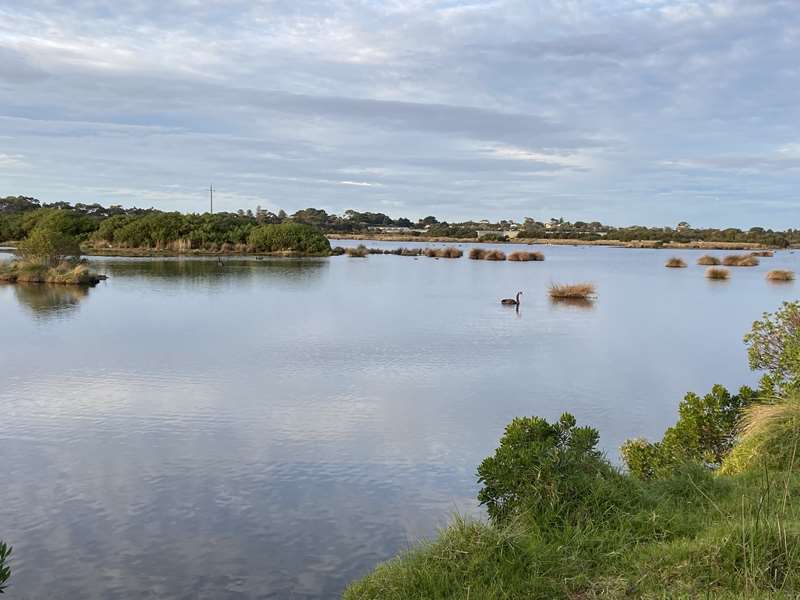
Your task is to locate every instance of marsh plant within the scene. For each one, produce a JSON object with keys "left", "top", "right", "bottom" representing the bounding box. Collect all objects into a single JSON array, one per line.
[
  {"left": 468, "top": 247, "right": 486, "bottom": 260},
  {"left": 723, "top": 254, "right": 759, "bottom": 267},
  {"left": 483, "top": 249, "right": 506, "bottom": 261},
  {"left": 508, "top": 251, "right": 544, "bottom": 262},
  {"left": 665, "top": 257, "right": 687, "bottom": 268},
  {"left": 767, "top": 269, "right": 795, "bottom": 282},
  {"left": 345, "top": 245, "right": 369, "bottom": 257},
  {"left": 698, "top": 255, "right": 722, "bottom": 266},
  {"left": 706, "top": 266, "right": 731, "bottom": 280},
  {"left": 549, "top": 282, "right": 596, "bottom": 300}
]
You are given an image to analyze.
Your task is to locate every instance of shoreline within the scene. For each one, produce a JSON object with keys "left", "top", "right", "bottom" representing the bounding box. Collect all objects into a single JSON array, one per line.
[{"left": 0, "top": 239, "right": 779, "bottom": 260}]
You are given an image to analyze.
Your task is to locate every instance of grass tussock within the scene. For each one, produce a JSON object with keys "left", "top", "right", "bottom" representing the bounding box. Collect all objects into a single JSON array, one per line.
[
  {"left": 706, "top": 266, "right": 731, "bottom": 280},
  {"left": 508, "top": 251, "right": 545, "bottom": 262},
  {"left": 751, "top": 250, "right": 774, "bottom": 257},
  {"left": 549, "top": 282, "right": 596, "bottom": 299},
  {"left": 665, "top": 257, "right": 687, "bottom": 268},
  {"left": 469, "top": 247, "right": 486, "bottom": 260},
  {"left": 698, "top": 255, "right": 721, "bottom": 266},
  {"left": 345, "top": 244, "right": 369, "bottom": 257},
  {"left": 0, "top": 259, "right": 102, "bottom": 285},
  {"left": 723, "top": 254, "right": 759, "bottom": 267},
  {"left": 767, "top": 269, "right": 795, "bottom": 282},
  {"left": 721, "top": 395, "right": 800, "bottom": 475},
  {"left": 483, "top": 249, "right": 506, "bottom": 261}
]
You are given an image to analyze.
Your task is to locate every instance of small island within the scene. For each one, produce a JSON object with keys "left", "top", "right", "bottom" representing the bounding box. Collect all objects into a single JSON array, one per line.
[{"left": 0, "top": 223, "right": 103, "bottom": 285}]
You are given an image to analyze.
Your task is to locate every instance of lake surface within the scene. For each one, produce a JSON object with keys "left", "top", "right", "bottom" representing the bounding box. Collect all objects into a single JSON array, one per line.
[{"left": 1, "top": 242, "right": 798, "bottom": 599}]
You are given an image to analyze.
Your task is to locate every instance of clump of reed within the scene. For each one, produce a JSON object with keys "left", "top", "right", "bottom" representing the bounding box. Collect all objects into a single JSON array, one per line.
[
  {"left": 723, "top": 254, "right": 759, "bottom": 267},
  {"left": 766, "top": 269, "right": 795, "bottom": 282},
  {"left": 508, "top": 251, "right": 544, "bottom": 262},
  {"left": 437, "top": 247, "right": 463, "bottom": 258},
  {"left": 549, "top": 282, "right": 596, "bottom": 300},
  {"left": 386, "top": 247, "right": 422, "bottom": 256},
  {"left": 483, "top": 249, "right": 506, "bottom": 261},
  {"left": 345, "top": 244, "right": 368, "bottom": 257},
  {"left": 665, "top": 257, "right": 687, "bottom": 268},
  {"left": 367, "top": 247, "right": 385, "bottom": 255},
  {"left": 469, "top": 248, "right": 486, "bottom": 260},
  {"left": 330, "top": 246, "right": 346, "bottom": 256},
  {"left": 705, "top": 267, "right": 730, "bottom": 280},
  {"left": 750, "top": 250, "right": 774, "bottom": 257},
  {"left": 697, "top": 255, "right": 721, "bottom": 266}
]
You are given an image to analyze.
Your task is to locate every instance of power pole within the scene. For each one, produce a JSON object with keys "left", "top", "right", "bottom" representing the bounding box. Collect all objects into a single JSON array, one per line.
[{"left": 209, "top": 184, "right": 214, "bottom": 214}]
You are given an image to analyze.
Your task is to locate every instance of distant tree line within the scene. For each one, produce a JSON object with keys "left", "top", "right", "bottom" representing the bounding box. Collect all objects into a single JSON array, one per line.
[{"left": 1, "top": 196, "right": 797, "bottom": 248}]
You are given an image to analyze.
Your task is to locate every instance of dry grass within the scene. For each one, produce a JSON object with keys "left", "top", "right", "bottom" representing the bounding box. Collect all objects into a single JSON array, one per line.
[
  {"left": 483, "top": 249, "right": 506, "bottom": 261},
  {"left": 548, "top": 282, "right": 596, "bottom": 299},
  {"left": 697, "top": 255, "right": 721, "bottom": 266},
  {"left": 723, "top": 254, "right": 759, "bottom": 267},
  {"left": 751, "top": 250, "right": 774, "bottom": 257},
  {"left": 665, "top": 257, "right": 687, "bottom": 268},
  {"left": 705, "top": 267, "right": 730, "bottom": 280},
  {"left": 767, "top": 269, "right": 795, "bottom": 282},
  {"left": 721, "top": 395, "right": 800, "bottom": 475},
  {"left": 469, "top": 248, "right": 487, "bottom": 260},
  {"left": 425, "top": 247, "right": 464, "bottom": 258},
  {"left": 438, "top": 247, "right": 463, "bottom": 259},
  {"left": 508, "top": 251, "right": 544, "bottom": 262}
]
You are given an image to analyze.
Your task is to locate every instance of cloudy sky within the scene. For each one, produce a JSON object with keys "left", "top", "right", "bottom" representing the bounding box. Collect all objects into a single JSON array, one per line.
[{"left": 1, "top": 1, "right": 798, "bottom": 227}]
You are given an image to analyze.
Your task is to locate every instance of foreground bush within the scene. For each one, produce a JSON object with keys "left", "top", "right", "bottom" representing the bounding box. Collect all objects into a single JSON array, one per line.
[
  {"left": 744, "top": 302, "right": 800, "bottom": 397},
  {"left": 477, "top": 414, "right": 625, "bottom": 526},
  {"left": 247, "top": 223, "right": 330, "bottom": 255},
  {"left": 621, "top": 384, "right": 758, "bottom": 480}
]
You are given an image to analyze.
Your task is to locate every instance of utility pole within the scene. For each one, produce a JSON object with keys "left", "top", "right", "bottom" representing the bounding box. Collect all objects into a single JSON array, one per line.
[{"left": 209, "top": 184, "right": 214, "bottom": 214}]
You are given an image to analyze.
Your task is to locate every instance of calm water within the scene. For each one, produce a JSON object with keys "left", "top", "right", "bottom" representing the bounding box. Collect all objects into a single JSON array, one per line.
[{"left": 1, "top": 243, "right": 798, "bottom": 599}]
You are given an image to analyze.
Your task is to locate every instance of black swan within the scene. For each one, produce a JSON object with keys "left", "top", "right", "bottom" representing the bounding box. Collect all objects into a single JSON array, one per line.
[{"left": 501, "top": 291, "right": 522, "bottom": 305}]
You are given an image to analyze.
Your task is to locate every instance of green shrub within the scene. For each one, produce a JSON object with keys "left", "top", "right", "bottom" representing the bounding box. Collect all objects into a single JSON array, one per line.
[
  {"left": 622, "top": 385, "right": 759, "bottom": 479},
  {"left": 17, "top": 226, "right": 81, "bottom": 266},
  {"left": 744, "top": 302, "right": 800, "bottom": 397},
  {"left": 477, "top": 413, "right": 618, "bottom": 525},
  {"left": 247, "top": 223, "right": 330, "bottom": 254}
]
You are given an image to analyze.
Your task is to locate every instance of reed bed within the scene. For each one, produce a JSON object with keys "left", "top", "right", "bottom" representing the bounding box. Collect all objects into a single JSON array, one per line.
[
  {"left": 423, "top": 247, "right": 464, "bottom": 259},
  {"left": 548, "top": 282, "right": 596, "bottom": 299},
  {"left": 705, "top": 267, "right": 730, "bottom": 280},
  {"left": 750, "top": 250, "right": 774, "bottom": 257},
  {"left": 697, "top": 255, "right": 721, "bottom": 266},
  {"left": 665, "top": 257, "right": 687, "bottom": 268},
  {"left": 723, "top": 254, "right": 759, "bottom": 267},
  {"left": 469, "top": 248, "right": 486, "bottom": 260},
  {"left": 508, "top": 251, "right": 544, "bottom": 262},
  {"left": 766, "top": 269, "right": 795, "bottom": 282},
  {"left": 483, "top": 249, "right": 506, "bottom": 261}
]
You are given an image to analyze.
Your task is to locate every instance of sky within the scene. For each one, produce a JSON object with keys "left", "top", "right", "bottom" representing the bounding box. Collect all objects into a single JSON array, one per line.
[{"left": 0, "top": 0, "right": 798, "bottom": 228}]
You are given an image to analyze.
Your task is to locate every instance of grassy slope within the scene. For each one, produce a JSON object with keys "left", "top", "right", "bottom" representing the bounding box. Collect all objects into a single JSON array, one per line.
[{"left": 345, "top": 467, "right": 800, "bottom": 599}]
